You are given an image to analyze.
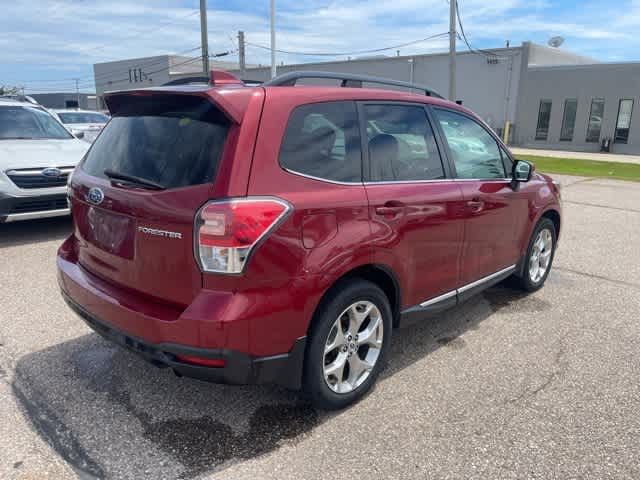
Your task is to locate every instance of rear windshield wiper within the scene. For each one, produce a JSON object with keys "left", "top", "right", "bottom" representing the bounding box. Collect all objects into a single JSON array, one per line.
[{"left": 104, "top": 169, "right": 165, "bottom": 190}]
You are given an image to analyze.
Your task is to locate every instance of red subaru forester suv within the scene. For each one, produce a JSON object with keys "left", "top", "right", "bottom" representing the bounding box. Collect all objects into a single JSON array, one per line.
[{"left": 57, "top": 71, "right": 561, "bottom": 409}]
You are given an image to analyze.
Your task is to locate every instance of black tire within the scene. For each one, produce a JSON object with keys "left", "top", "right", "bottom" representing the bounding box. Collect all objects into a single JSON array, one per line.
[
  {"left": 303, "top": 279, "right": 392, "bottom": 410},
  {"left": 513, "top": 217, "right": 557, "bottom": 292}
]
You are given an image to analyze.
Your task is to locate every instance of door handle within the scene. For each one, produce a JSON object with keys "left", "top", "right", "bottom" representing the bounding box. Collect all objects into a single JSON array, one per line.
[
  {"left": 375, "top": 205, "right": 404, "bottom": 217},
  {"left": 466, "top": 199, "right": 484, "bottom": 212}
]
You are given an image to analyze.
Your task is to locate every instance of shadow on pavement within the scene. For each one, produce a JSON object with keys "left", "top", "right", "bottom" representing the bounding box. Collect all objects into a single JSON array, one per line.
[
  {"left": 0, "top": 216, "right": 72, "bottom": 249},
  {"left": 12, "top": 283, "right": 547, "bottom": 479}
]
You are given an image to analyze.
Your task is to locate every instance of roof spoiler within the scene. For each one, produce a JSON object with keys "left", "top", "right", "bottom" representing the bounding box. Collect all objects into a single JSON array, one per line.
[{"left": 161, "top": 70, "right": 247, "bottom": 87}]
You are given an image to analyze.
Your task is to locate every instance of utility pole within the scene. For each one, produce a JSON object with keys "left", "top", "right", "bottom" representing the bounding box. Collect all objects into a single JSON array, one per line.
[
  {"left": 200, "top": 0, "right": 210, "bottom": 75},
  {"left": 270, "top": 0, "right": 276, "bottom": 79},
  {"left": 75, "top": 78, "right": 80, "bottom": 108},
  {"left": 448, "top": 0, "right": 457, "bottom": 101},
  {"left": 238, "top": 30, "right": 246, "bottom": 79}
]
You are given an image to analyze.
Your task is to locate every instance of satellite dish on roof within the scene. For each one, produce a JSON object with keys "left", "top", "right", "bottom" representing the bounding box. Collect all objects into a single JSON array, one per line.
[{"left": 548, "top": 36, "right": 565, "bottom": 48}]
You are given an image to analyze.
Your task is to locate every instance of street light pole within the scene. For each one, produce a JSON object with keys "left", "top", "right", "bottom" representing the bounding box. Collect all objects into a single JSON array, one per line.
[
  {"left": 200, "top": 0, "right": 210, "bottom": 75},
  {"left": 270, "top": 0, "right": 276, "bottom": 79},
  {"left": 448, "top": 0, "right": 457, "bottom": 101}
]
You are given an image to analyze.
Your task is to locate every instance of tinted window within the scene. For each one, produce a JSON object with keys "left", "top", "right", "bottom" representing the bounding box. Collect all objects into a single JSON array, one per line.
[
  {"left": 560, "top": 99, "right": 578, "bottom": 141},
  {"left": 82, "top": 95, "right": 229, "bottom": 189},
  {"left": 586, "top": 98, "right": 605, "bottom": 143},
  {"left": 615, "top": 99, "right": 633, "bottom": 144},
  {"left": 364, "top": 104, "right": 444, "bottom": 181},
  {"left": 58, "top": 112, "right": 109, "bottom": 124},
  {"left": 535, "top": 100, "right": 552, "bottom": 140},
  {"left": 435, "top": 109, "right": 506, "bottom": 179},
  {"left": 279, "top": 101, "right": 361, "bottom": 182},
  {"left": 0, "top": 106, "right": 72, "bottom": 140}
]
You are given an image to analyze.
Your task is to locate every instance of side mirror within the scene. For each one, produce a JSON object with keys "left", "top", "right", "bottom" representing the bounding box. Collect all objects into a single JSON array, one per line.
[
  {"left": 513, "top": 159, "right": 533, "bottom": 182},
  {"left": 74, "top": 131, "right": 85, "bottom": 140}
]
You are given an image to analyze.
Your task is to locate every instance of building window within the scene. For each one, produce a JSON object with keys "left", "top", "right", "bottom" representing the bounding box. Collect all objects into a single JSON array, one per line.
[
  {"left": 535, "top": 100, "right": 552, "bottom": 140},
  {"left": 559, "top": 99, "right": 578, "bottom": 141},
  {"left": 614, "top": 99, "right": 634, "bottom": 144},
  {"left": 586, "top": 98, "right": 605, "bottom": 143}
]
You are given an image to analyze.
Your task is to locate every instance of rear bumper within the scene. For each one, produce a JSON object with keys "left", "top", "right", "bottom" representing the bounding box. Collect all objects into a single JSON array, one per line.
[{"left": 57, "top": 250, "right": 307, "bottom": 390}]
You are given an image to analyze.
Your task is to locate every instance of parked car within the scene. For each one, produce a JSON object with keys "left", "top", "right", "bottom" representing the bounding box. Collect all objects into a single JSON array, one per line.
[
  {"left": 0, "top": 98, "right": 90, "bottom": 223},
  {"left": 57, "top": 71, "right": 561, "bottom": 409},
  {"left": 52, "top": 109, "right": 110, "bottom": 143}
]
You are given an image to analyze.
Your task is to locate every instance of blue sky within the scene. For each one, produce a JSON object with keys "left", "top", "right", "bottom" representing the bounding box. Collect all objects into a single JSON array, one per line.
[{"left": 1, "top": 0, "right": 637, "bottom": 93}]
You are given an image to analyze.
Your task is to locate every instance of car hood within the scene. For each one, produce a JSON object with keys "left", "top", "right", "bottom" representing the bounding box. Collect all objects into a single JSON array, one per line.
[{"left": 0, "top": 139, "right": 89, "bottom": 170}]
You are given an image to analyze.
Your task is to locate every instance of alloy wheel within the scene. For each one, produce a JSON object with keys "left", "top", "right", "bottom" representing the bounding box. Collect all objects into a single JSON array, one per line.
[
  {"left": 529, "top": 228, "right": 553, "bottom": 284},
  {"left": 323, "top": 301, "right": 384, "bottom": 394}
]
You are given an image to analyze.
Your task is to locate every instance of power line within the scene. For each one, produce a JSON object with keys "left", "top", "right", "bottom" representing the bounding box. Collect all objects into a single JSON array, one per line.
[
  {"left": 77, "top": 10, "right": 200, "bottom": 56},
  {"left": 19, "top": 46, "right": 204, "bottom": 90},
  {"left": 245, "top": 32, "right": 450, "bottom": 57},
  {"left": 455, "top": 0, "right": 502, "bottom": 59},
  {"left": 11, "top": 10, "right": 201, "bottom": 86}
]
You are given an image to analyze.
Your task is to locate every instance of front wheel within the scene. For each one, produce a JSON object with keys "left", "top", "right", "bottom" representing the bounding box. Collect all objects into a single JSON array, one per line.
[
  {"left": 303, "top": 279, "right": 392, "bottom": 410},
  {"left": 514, "top": 217, "right": 557, "bottom": 291}
]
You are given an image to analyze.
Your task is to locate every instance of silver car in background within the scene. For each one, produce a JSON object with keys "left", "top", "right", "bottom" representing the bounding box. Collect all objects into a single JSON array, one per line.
[{"left": 52, "top": 109, "right": 110, "bottom": 143}]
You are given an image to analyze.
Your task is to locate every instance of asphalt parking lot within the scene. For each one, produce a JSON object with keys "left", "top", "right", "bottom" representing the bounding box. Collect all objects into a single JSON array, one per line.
[{"left": 1, "top": 174, "right": 639, "bottom": 480}]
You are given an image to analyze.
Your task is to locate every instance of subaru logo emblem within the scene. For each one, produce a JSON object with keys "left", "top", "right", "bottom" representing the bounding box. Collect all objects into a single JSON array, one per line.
[
  {"left": 86, "top": 187, "right": 104, "bottom": 205},
  {"left": 42, "top": 167, "right": 62, "bottom": 177}
]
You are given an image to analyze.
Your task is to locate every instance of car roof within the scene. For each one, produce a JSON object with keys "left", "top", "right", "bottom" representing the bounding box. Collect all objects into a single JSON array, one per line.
[
  {"left": 104, "top": 83, "right": 477, "bottom": 124},
  {"left": 53, "top": 108, "right": 105, "bottom": 114},
  {"left": 0, "top": 98, "right": 40, "bottom": 108}
]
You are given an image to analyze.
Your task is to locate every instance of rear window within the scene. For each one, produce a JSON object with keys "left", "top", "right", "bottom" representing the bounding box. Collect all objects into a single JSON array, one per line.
[
  {"left": 82, "top": 95, "right": 230, "bottom": 189},
  {"left": 58, "top": 112, "right": 109, "bottom": 124},
  {"left": 279, "top": 101, "right": 362, "bottom": 183}
]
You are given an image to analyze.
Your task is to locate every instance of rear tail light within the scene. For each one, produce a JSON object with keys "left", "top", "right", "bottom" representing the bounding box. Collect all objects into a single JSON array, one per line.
[{"left": 195, "top": 197, "right": 291, "bottom": 274}]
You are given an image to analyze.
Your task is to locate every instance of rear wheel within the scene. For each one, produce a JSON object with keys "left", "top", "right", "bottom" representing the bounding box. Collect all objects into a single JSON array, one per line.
[
  {"left": 514, "top": 217, "right": 556, "bottom": 291},
  {"left": 304, "top": 279, "right": 392, "bottom": 410}
]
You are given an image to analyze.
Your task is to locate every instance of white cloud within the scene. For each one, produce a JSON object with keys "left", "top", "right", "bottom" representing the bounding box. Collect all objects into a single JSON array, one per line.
[{"left": 0, "top": 0, "right": 637, "bottom": 92}]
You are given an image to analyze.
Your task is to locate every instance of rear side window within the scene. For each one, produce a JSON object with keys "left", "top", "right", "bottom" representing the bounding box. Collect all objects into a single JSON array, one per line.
[
  {"left": 82, "top": 95, "right": 229, "bottom": 189},
  {"left": 279, "top": 101, "right": 362, "bottom": 183},
  {"left": 364, "top": 104, "right": 445, "bottom": 181}
]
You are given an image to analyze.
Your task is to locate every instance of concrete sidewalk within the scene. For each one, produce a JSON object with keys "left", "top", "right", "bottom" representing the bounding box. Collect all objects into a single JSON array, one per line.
[{"left": 511, "top": 147, "right": 640, "bottom": 165}]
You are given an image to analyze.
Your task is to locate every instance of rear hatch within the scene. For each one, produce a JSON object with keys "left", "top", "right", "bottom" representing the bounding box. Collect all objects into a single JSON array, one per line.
[{"left": 69, "top": 91, "right": 237, "bottom": 307}]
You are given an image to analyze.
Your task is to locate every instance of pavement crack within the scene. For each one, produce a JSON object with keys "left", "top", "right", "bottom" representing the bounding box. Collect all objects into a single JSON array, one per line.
[
  {"left": 505, "top": 334, "right": 568, "bottom": 405},
  {"left": 561, "top": 177, "right": 598, "bottom": 188},
  {"left": 555, "top": 266, "right": 640, "bottom": 290},
  {"left": 562, "top": 200, "right": 640, "bottom": 213}
]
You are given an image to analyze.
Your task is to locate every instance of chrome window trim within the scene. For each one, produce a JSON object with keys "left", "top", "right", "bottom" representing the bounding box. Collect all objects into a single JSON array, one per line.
[
  {"left": 414, "top": 264, "right": 517, "bottom": 308},
  {"left": 364, "top": 178, "right": 512, "bottom": 186},
  {"left": 364, "top": 178, "right": 451, "bottom": 185},
  {"left": 453, "top": 178, "right": 512, "bottom": 182},
  {"left": 282, "top": 167, "right": 363, "bottom": 186}
]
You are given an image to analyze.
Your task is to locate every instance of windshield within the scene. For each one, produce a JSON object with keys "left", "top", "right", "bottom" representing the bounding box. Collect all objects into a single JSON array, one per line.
[
  {"left": 0, "top": 106, "right": 73, "bottom": 140},
  {"left": 58, "top": 112, "right": 110, "bottom": 124}
]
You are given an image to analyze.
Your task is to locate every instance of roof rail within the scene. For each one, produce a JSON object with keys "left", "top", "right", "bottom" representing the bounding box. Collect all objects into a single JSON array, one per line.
[{"left": 263, "top": 71, "right": 444, "bottom": 99}]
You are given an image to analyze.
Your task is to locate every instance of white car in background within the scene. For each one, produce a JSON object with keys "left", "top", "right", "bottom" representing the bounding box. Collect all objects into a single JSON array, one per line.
[
  {"left": 0, "top": 98, "right": 89, "bottom": 222},
  {"left": 52, "top": 109, "right": 110, "bottom": 143}
]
